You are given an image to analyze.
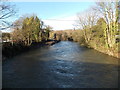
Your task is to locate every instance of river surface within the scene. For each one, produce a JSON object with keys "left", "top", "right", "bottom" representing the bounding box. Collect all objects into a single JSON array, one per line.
[{"left": 2, "top": 41, "right": 119, "bottom": 88}]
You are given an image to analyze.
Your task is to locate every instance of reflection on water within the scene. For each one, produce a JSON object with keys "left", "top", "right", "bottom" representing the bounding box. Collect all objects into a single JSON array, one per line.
[{"left": 3, "top": 41, "right": 119, "bottom": 88}]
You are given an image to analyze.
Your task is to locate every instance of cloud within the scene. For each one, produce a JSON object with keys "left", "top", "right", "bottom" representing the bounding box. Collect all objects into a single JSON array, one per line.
[
  {"left": 10, "top": 0, "right": 95, "bottom": 2},
  {"left": 1, "top": 28, "right": 13, "bottom": 33},
  {"left": 9, "top": 0, "right": 115, "bottom": 2},
  {"left": 43, "top": 15, "right": 78, "bottom": 30}
]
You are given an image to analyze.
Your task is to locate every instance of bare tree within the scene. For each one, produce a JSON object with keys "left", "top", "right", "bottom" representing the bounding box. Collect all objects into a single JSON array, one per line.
[
  {"left": 77, "top": 9, "right": 98, "bottom": 44},
  {"left": 93, "top": 0, "right": 119, "bottom": 48},
  {"left": 0, "top": 0, "right": 16, "bottom": 30}
]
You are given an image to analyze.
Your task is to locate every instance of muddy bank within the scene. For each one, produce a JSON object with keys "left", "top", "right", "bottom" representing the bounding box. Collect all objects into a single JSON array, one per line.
[{"left": 2, "top": 40, "right": 60, "bottom": 61}]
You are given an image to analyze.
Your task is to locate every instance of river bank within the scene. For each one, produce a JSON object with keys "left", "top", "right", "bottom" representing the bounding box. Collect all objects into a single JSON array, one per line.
[
  {"left": 53, "top": 30, "right": 120, "bottom": 59},
  {"left": 84, "top": 41, "right": 119, "bottom": 59},
  {"left": 79, "top": 43, "right": 119, "bottom": 59},
  {"left": 60, "top": 40, "right": 119, "bottom": 59},
  {"left": 2, "top": 40, "right": 60, "bottom": 61},
  {"left": 93, "top": 46, "right": 119, "bottom": 59}
]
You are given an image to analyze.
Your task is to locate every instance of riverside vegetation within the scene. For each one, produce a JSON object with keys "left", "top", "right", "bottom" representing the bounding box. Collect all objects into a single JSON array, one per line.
[
  {"left": 2, "top": 15, "right": 59, "bottom": 60},
  {"left": 2, "top": 1, "right": 120, "bottom": 59},
  {"left": 50, "top": 2, "right": 120, "bottom": 58}
]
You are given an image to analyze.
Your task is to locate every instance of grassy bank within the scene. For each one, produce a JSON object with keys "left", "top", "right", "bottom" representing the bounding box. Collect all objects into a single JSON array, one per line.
[{"left": 90, "top": 43, "right": 119, "bottom": 59}]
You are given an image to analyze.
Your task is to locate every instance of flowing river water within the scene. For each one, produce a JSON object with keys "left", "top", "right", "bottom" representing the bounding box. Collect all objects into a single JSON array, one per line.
[{"left": 2, "top": 41, "right": 119, "bottom": 88}]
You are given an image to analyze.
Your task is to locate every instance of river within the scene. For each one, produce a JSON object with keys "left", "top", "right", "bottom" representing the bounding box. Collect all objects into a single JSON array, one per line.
[{"left": 2, "top": 41, "right": 119, "bottom": 88}]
